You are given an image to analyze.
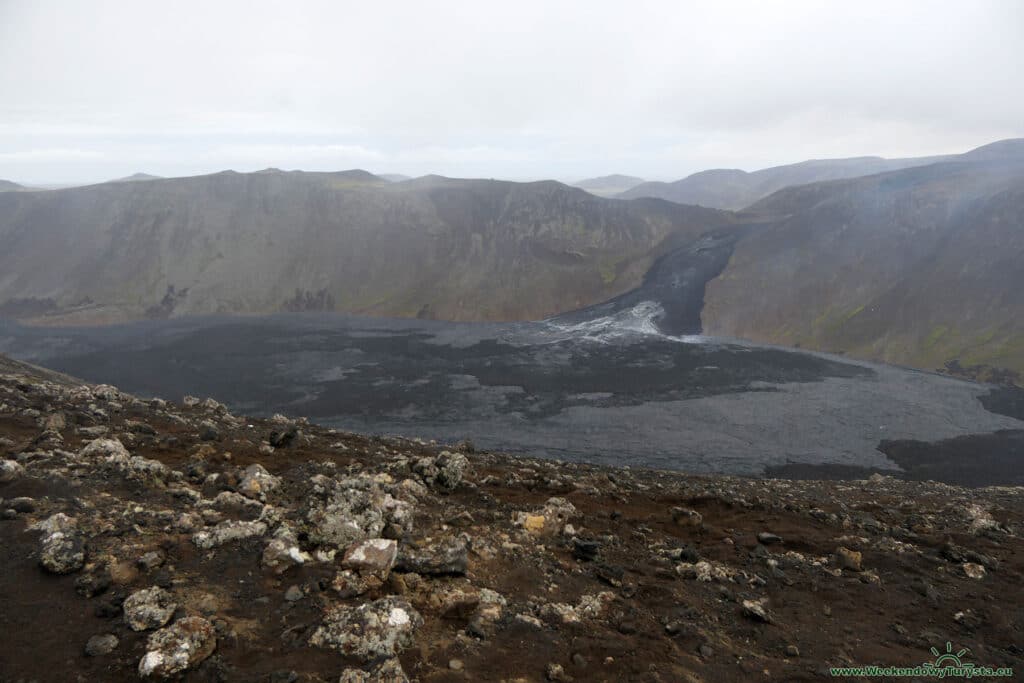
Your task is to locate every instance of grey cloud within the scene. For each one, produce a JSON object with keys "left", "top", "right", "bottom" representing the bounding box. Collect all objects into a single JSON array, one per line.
[{"left": 0, "top": 0, "right": 1020, "bottom": 184}]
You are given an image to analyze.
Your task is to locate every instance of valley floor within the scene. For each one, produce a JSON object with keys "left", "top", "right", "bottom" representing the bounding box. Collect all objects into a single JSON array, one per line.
[{"left": 0, "top": 358, "right": 1022, "bottom": 681}]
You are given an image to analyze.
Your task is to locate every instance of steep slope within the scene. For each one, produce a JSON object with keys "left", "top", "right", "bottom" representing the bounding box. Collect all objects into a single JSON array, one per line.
[
  {"left": 0, "top": 169, "right": 731, "bottom": 324},
  {"left": 571, "top": 174, "right": 645, "bottom": 197},
  {"left": 702, "top": 156, "right": 1024, "bottom": 378},
  {"left": 620, "top": 153, "right": 954, "bottom": 209}
]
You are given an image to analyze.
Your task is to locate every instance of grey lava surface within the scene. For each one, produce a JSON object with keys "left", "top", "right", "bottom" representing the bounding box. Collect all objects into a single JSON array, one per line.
[{"left": 1, "top": 311, "right": 1020, "bottom": 479}]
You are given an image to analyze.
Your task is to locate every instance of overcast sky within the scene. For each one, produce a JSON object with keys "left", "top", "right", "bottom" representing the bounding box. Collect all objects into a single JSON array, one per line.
[{"left": 1, "top": 0, "right": 1022, "bottom": 185}]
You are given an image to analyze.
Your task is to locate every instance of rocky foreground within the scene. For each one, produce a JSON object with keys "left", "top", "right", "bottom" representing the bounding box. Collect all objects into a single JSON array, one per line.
[{"left": 0, "top": 356, "right": 1022, "bottom": 682}]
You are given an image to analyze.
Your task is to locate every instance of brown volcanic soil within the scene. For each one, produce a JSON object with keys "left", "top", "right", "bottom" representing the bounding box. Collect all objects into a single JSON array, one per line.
[{"left": 1, "top": 357, "right": 1023, "bottom": 682}]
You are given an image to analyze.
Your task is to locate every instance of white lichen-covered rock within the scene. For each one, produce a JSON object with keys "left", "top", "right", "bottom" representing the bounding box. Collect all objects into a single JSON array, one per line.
[
  {"left": 79, "top": 438, "right": 130, "bottom": 463},
  {"left": 123, "top": 587, "right": 177, "bottom": 631},
  {"left": 0, "top": 458, "right": 24, "bottom": 483},
  {"left": 310, "top": 598, "right": 423, "bottom": 661},
  {"left": 306, "top": 477, "right": 406, "bottom": 548},
  {"left": 411, "top": 451, "right": 469, "bottom": 491},
  {"left": 434, "top": 451, "right": 469, "bottom": 491},
  {"left": 338, "top": 658, "right": 410, "bottom": 683},
  {"left": 138, "top": 616, "right": 216, "bottom": 678},
  {"left": 513, "top": 497, "right": 578, "bottom": 535},
  {"left": 468, "top": 588, "right": 507, "bottom": 637},
  {"left": 35, "top": 512, "right": 85, "bottom": 574},
  {"left": 238, "top": 463, "right": 281, "bottom": 500},
  {"left": 676, "top": 560, "right": 740, "bottom": 582},
  {"left": 343, "top": 538, "right": 398, "bottom": 574},
  {"left": 540, "top": 591, "right": 615, "bottom": 624},
  {"left": 262, "top": 525, "right": 311, "bottom": 574},
  {"left": 192, "top": 520, "right": 268, "bottom": 549}
]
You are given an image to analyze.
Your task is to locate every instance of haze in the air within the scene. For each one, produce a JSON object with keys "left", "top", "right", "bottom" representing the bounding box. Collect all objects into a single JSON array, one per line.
[{"left": 1, "top": 0, "right": 1022, "bottom": 184}]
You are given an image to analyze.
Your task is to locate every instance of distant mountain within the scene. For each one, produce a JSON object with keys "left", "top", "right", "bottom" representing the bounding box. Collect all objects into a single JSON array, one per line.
[
  {"left": 571, "top": 174, "right": 646, "bottom": 197},
  {"left": 0, "top": 168, "right": 732, "bottom": 325},
  {"left": 379, "top": 173, "right": 412, "bottom": 182},
  {"left": 0, "top": 179, "right": 24, "bottom": 192},
  {"left": 702, "top": 141, "right": 1024, "bottom": 378},
  {"left": 109, "top": 172, "right": 162, "bottom": 183},
  {"left": 620, "top": 154, "right": 953, "bottom": 209}
]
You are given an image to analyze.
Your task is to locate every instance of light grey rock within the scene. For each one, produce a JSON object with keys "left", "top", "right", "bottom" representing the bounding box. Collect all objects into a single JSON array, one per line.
[
  {"left": 262, "top": 526, "right": 312, "bottom": 574},
  {"left": 124, "top": 586, "right": 177, "bottom": 631},
  {"left": 310, "top": 597, "right": 423, "bottom": 661},
  {"left": 338, "top": 658, "right": 410, "bottom": 683},
  {"left": 36, "top": 513, "right": 85, "bottom": 574},
  {"left": 192, "top": 520, "right": 268, "bottom": 549},
  {"left": 0, "top": 459, "right": 24, "bottom": 483},
  {"left": 79, "top": 437, "right": 130, "bottom": 463},
  {"left": 238, "top": 463, "right": 281, "bottom": 500},
  {"left": 138, "top": 616, "right": 216, "bottom": 678}
]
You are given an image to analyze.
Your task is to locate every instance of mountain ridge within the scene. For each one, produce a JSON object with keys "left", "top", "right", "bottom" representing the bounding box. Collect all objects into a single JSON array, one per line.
[
  {"left": 0, "top": 169, "right": 733, "bottom": 325},
  {"left": 616, "top": 142, "right": 1024, "bottom": 209}
]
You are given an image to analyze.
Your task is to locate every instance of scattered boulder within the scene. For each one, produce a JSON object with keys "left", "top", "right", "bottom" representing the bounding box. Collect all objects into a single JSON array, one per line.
[
  {"left": 138, "top": 616, "right": 217, "bottom": 678},
  {"left": 332, "top": 569, "right": 384, "bottom": 598},
  {"left": 343, "top": 538, "right": 398, "bottom": 574},
  {"left": 963, "top": 562, "right": 986, "bottom": 580},
  {"left": 0, "top": 459, "right": 25, "bottom": 483},
  {"left": 84, "top": 633, "right": 119, "bottom": 657},
  {"left": 467, "top": 589, "right": 507, "bottom": 638},
  {"left": 338, "top": 658, "right": 410, "bottom": 683},
  {"left": 671, "top": 507, "right": 703, "bottom": 528},
  {"left": 75, "top": 565, "right": 113, "bottom": 597},
  {"left": 238, "top": 463, "right": 281, "bottom": 500},
  {"left": 433, "top": 451, "right": 469, "bottom": 491},
  {"left": 79, "top": 437, "right": 130, "bottom": 462},
  {"left": 8, "top": 496, "right": 35, "bottom": 513},
  {"left": 269, "top": 426, "right": 299, "bottom": 448},
  {"left": 123, "top": 586, "right": 177, "bottom": 631},
  {"left": 546, "top": 662, "right": 572, "bottom": 682},
  {"left": 514, "top": 497, "right": 577, "bottom": 535},
  {"left": 742, "top": 598, "right": 772, "bottom": 623},
  {"left": 309, "top": 597, "right": 423, "bottom": 661},
  {"left": 193, "top": 520, "right": 268, "bottom": 549},
  {"left": 198, "top": 420, "right": 220, "bottom": 442},
  {"left": 835, "top": 546, "right": 863, "bottom": 572},
  {"left": 36, "top": 513, "right": 86, "bottom": 574},
  {"left": 396, "top": 536, "right": 469, "bottom": 575},
  {"left": 262, "top": 526, "right": 312, "bottom": 574}
]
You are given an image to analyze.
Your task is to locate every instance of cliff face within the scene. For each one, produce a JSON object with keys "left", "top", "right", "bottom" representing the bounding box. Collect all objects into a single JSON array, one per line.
[
  {"left": 702, "top": 157, "right": 1024, "bottom": 378},
  {"left": 0, "top": 171, "right": 731, "bottom": 325}
]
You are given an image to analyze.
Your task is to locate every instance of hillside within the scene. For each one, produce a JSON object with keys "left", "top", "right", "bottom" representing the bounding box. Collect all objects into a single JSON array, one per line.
[
  {"left": 620, "top": 153, "right": 953, "bottom": 209},
  {"left": 571, "top": 174, "right": 646, "bottom": 197},
  {"left": 0, "top": 170, "right": 732, "bottom": 325},
  {"left": 702, "top": 155, "right": 1024, "bottom": 379},
  {"left": 2, "top": 359, "right": 1022, "bottom": 681},
  {"left": 0, "top": 179, "right": 24, "bottom": 192}
]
